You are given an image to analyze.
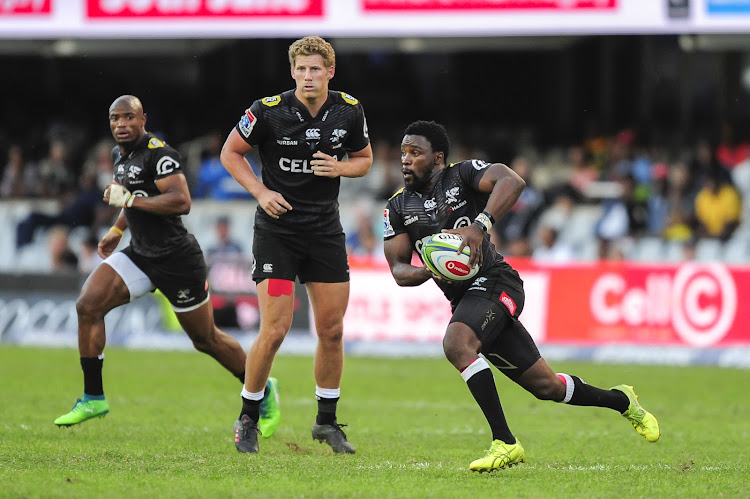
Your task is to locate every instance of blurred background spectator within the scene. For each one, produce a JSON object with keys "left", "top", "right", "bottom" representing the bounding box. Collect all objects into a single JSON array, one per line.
[
  {"left": 205, "top": 215, "right": 244, "bottom": 261},
  {"left": 1, "top": 145, "right": 38, "bottom": 198}
]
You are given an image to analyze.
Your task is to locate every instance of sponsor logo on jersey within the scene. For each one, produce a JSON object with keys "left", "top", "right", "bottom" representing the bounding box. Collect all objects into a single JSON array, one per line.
[
  {"left": 341, "top": 92, "right": 359, "bottom": 105},
  {"left": 383, "top": 209, "right": 395, "bottom": 238},
  {"left": 481, "top": 309, "right": 496, "bottom": 331},
  {"left": 404, "top": 215, "right": 418, "bottom": 226},
  {"left": 331, "top": 129, "right": 347, "bottom": 143},
  {"left": 448, "top": 200, "right": 467, "bottom": 212},
  {"left": 472, "top": 160, "right": 490, "bottom": 170},
  {"left": 263, "top": 263, "right": 273, "bottom": 273},
  {"left": 306, "top": 128, "right": 321, "bottom": 140},
  {"left": 424, "top": 198, "right": 437, "bottom": 210},
  {"left": 277, "top": 137, "right": 298, "bottom": 146},
  {"left": 468, "top": 276, "right": 488, "bottom": 292},
  {"left": 279, "top": 157, "right": 313, "bottom": 173},
  {"left": 500, "top": 291, "right": 517, "bottom": 316},
  {"left": 177, "top": 289, "right": 190, "bottom": 300},
  {"left": 363, "top": 116, "right": 369, "bottom": 139},
  {"left": 239, "top": 108, "right": 256, "bottom": 138},
  {"left": 127, "top": 165, "right": 142, "bottom": 179},
  {"left": 148, "top": 137, "right": 164, "bottom": 149},
  {"left": 262, "top": 95, "right": 281, "bottom": 106},
  {"left": 454, "top": 216, "right": 471, "bottom": 228},
  {"left": 156, "top": 156, "right": 180, "bottom": 175},
  {"left": 445, "top": 187, "right": 459, "bottom": 204},
  {"left": 116, "top": 164, "right": 125, "bottom": 175}
]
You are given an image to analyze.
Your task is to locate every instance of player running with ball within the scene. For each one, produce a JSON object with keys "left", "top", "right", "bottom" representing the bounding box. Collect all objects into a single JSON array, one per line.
[{"left": 383, "top": 120, "right": 660, "bottom": 472}]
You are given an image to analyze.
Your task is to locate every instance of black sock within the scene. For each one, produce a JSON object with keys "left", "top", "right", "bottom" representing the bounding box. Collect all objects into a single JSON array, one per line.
[
  {"left": 80, "top": 357, "right": 104, "bottom": 397},
  {"left": 316, "top": 397, "right": 338, "bottom": 426},
  {"left": 240, "top": 397, "right": 261, "bottom": 423},
  {"left": 562, "top": 375, "right": 629, "bottom": 413},
  {"left": 465, "top": 367, "right": 515, "bottom": 444}
]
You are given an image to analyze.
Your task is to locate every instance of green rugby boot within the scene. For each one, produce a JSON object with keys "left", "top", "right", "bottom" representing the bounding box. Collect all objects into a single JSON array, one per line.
[
  {"left": 258, "top": 377, "right": 280, "bottom": 438},
  {"left": 612, "top": 384, "right": 661, "bottom": 443},
  {"left": 54, "top": 398, "right": 109, "bottom": 427},
  {"left": 469, "top": 439, "right": 525, "bottom": 473}
]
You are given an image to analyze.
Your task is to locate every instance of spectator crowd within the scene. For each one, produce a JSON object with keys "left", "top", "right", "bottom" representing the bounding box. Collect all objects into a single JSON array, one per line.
[{"left": 2, "top": 122, "right": 750, "bottom": 273}]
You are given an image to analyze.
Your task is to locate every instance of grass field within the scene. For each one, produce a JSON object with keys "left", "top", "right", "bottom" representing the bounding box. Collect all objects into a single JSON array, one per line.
[{"left": 1, "top": 345, "right": 749, "bottom": 498}]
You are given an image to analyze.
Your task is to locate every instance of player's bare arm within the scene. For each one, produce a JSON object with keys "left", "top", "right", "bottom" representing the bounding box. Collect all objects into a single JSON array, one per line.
[
  {"left": 311, "top": 143, "right": 373, "bottom": 178},
  {"left": 220, "top": 127, "right": 292, "bottom": 219},
  {"left": 444, "top": 163, "right": 525, "bottom": 268},
  {"left": 384, "top": 232, "right": 433, "bottom": 287},
  {"left": 98, "top": 210, "right": 128, "bottom": 259}
]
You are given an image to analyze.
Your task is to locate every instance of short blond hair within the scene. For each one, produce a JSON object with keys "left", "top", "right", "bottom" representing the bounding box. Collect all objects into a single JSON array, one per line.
[{"left": 288, "top": 36, "right": 335, "bottom": 68}]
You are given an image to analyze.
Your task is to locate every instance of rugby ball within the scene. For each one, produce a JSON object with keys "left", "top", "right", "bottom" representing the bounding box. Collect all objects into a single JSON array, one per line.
[{"left": 421, "top": 233, "right": 479, "bottom": 281}]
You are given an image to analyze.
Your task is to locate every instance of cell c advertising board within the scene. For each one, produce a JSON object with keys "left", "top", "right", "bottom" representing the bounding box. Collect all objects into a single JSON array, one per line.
[
  {"left": 2, "top": 0, "right": 750, "bottom": 38},
  {"left": 343, "top": 259, "right": 750, "bottom": 349}
]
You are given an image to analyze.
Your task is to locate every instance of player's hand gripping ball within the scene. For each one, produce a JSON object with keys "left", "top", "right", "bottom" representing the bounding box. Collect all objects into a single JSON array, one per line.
[{"left": 421, "top": 233, "right": 479, "bottom": 281}]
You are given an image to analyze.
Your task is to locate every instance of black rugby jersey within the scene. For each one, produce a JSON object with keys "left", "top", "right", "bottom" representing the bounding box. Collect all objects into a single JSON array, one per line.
[
  {"left": 112, "top": 133, "right": 191, "bottom": 257},
  {"left": 235, "top": 89, "right": 370, "bottom": 234},
  {"left": 383, "top": 160, "right": 505, "bottom": 302}
]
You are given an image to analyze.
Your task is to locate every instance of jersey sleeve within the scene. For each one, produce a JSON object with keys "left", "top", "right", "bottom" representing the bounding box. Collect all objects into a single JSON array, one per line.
[
  {"left": 345, "top": 101, "right": 370, "bottom": 153},
  {"left": 383, "top": 195, "right": 405, "bottom": 240},
  {"left": 235, "top": 100, "right": 267, "bottom": 147},
  {"left": 457, "top": 159, "right": 492, "bottom": 191},
  {"left": 149, "top": 142, "right": 183, "bottom": 181}
]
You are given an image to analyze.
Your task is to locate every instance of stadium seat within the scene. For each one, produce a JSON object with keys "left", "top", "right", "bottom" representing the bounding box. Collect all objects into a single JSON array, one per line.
[
  {"left": 633, "top": 237, "right": 664, "bottom": 263},
  {"left": 694, "top": 238, "right": 724, "bottom": 262}
]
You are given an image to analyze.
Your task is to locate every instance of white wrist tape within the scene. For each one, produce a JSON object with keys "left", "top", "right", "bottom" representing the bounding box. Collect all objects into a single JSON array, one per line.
[
  {"left": 109, "top": 184, "right": 135, "bottom": 208},
  {"left": 473, "top": 212, "right": 493, "bottom": 232}
]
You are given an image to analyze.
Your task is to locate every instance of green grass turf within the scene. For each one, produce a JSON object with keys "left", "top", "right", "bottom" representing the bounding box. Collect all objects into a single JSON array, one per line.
[{"left": 1, "top": 345, "right": 748, "bottom": 498}]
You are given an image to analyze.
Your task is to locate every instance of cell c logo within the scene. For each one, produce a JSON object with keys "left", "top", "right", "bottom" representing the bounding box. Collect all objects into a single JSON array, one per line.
[
  {"left": 589, "top": 263, "right": 737, "bottom": 347},
  {"left": 453, "top": 216, "right": 470, "bottom": 229},
  {"left": 672, "top": 263, "right": 736, "bottom": 347}
]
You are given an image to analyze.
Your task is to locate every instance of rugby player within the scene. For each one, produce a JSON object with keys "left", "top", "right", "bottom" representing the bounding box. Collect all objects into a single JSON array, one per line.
[
  {"left": 383, "top": 120, "right": 660, "bottom": 472},
  {"left": 221, "top": 36, "right": 373, "bottom": 454},
  {"left": 53, "top": 95, "right": 278, "bottom": 427}
]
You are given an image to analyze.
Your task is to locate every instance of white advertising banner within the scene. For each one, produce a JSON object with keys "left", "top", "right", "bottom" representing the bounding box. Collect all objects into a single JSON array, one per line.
[{"left": 1, "top": 0, "right": 750, "bottom": 39}]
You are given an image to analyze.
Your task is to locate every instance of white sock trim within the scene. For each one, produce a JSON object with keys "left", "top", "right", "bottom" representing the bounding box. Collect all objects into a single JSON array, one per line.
[
  {"left": 557, "top": 373, "right": 575, "bottom": 403},
  {"left": 241, "top": 387, "right": 265, "bottom": 401},
  {"left": 315, "top": 386, "right": 340, "bottom": 399},
  {"left": 461, "top": 357, "right": 491, "bottom": 382},
  {"left": 97, "top": 354, "right": 104, "bottom": 360}
]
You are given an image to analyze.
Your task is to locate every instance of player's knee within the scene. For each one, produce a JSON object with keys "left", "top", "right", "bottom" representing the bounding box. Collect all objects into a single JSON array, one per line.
[
  {"left": 76, "top": 294, "right": 105, "bottom": 320},
  {"left": 442, "top": 335, "right": 471, "bottom": 367}
]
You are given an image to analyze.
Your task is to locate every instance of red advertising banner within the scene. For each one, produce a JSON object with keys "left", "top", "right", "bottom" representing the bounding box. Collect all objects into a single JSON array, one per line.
[
  {"left": 363, "top": 0, "right": 616, "bottom": 11},
  {"left": 510, "top": 260, "right": 750, "bottom": 348},
  {"left": 86, "top": 0, "right": 323, "bottom": 17},
  {"left": 0, "top": 0, "right": 50, "bottom": 14},
  {"left": 346, "top": 257, "right": 750, "bottom": 348}
]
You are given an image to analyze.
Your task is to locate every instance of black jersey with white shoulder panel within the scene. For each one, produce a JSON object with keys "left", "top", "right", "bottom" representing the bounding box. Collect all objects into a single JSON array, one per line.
[
  {"left": 383, "top": 160, "right": 506, "bottom": 303},
  {"left": 235, "top": 89, "right": 370, "bottom": 234},
  {"left": 112, "top": 133, "right": 192, "bottom": 258}
]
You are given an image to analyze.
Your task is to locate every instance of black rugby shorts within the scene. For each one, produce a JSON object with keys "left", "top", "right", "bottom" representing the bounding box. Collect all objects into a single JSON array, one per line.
[
  {"left": 251, "top": 228, "right": 349, "bottom": 284},
  {"left": 123, "top": 237, "right": 208, "bottom": 310},
  {"left": 450, "top": 262, "right": 539, "bottom": 379}
]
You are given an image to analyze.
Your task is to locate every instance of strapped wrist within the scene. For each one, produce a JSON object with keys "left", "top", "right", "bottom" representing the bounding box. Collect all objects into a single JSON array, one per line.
[
  {"left": 473, "top": 211, "right": 494, "bottom": 232},
  {"left": 109, "top": 226, "right": 124, "bottom": 236}
]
